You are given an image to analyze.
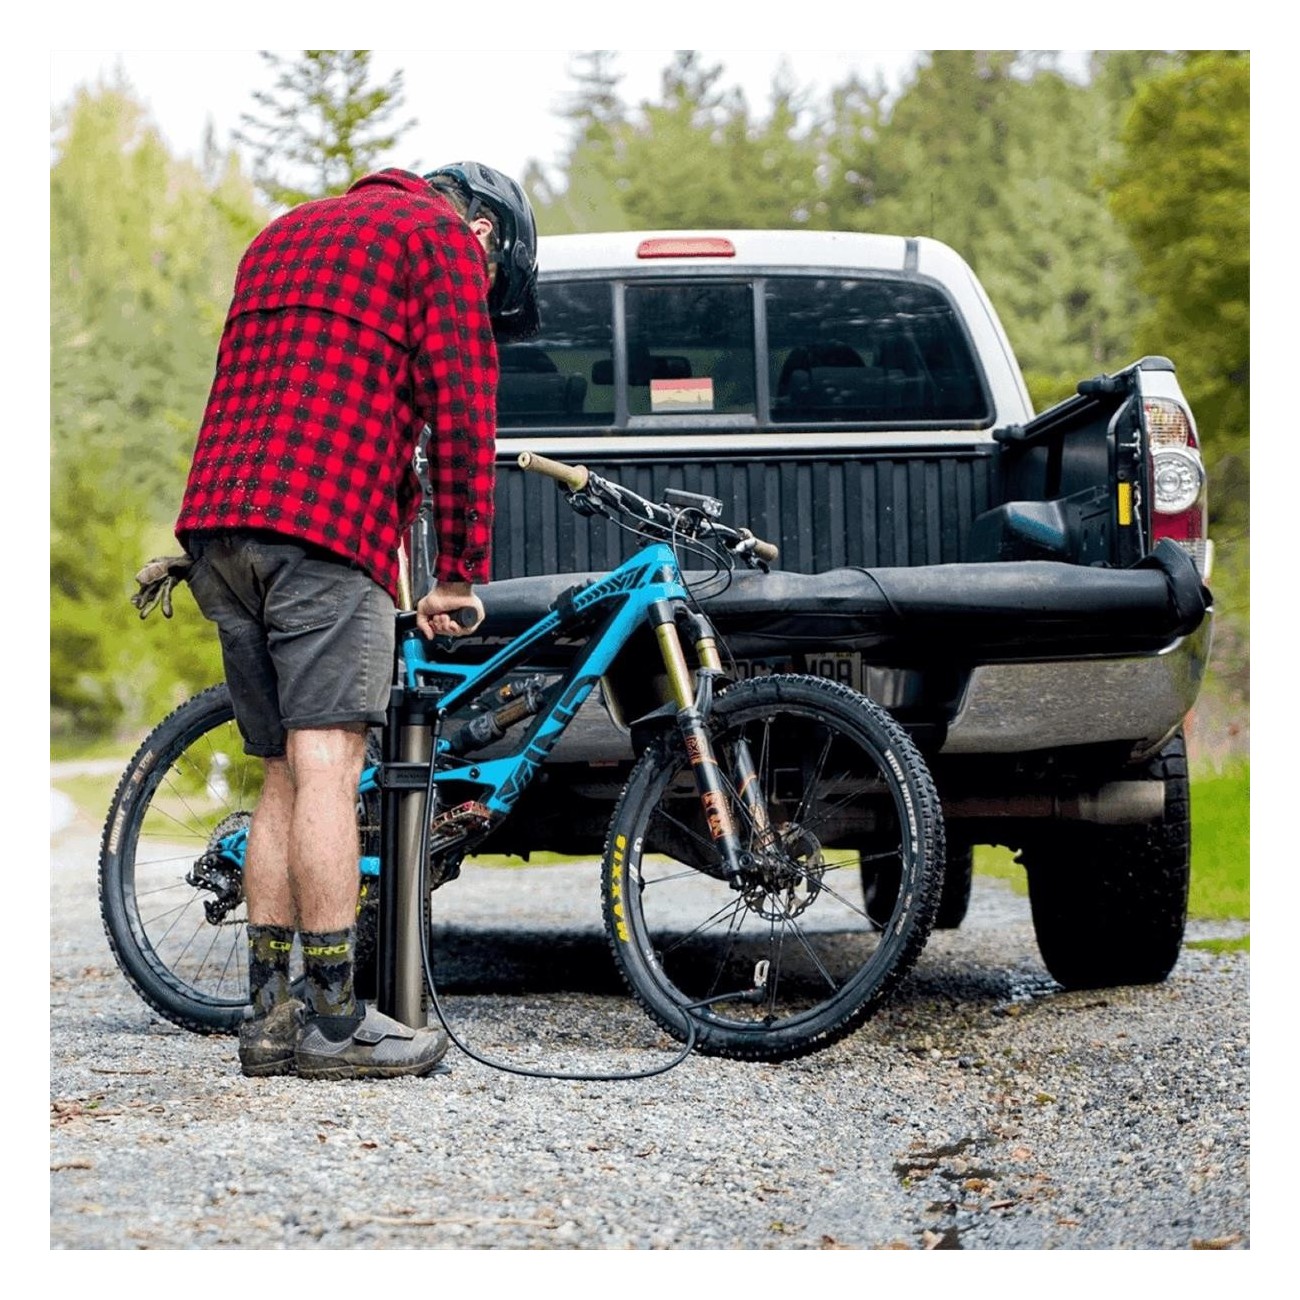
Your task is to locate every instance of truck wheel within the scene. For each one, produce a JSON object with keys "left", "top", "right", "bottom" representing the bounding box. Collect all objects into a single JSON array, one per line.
[
  {"left": 1021, "top": 730, "right": 1190, "bottom": 989},
  {"left": 934, "top": 844, "right": 973, "bottom": 929},
  {"left": 865, "top": 841, "right": 972, "bottom": 931}
]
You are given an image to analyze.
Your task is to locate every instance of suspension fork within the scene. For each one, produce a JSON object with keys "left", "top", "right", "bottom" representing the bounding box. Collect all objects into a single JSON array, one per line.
[{"left": 648, "top": 602, "right": 766, "bottom": 881}]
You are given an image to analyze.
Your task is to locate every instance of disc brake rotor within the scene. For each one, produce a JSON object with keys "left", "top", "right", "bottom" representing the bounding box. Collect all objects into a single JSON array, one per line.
[{"left": 742, "top": 822, "right": 825, "bottom": 920}]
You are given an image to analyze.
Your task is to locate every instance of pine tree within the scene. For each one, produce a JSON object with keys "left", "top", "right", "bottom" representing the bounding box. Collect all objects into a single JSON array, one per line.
[
  {"left": 1108, "top": 51, "right": 1250, "bottom": 698},
  {"left": 236, "top": 50, "right": 416, "bottom": 208},
  {"left": 528, "top": 51, "right": 631, "bottom": 234},
  {"left": 607, "top": 51, "right": 821, "bottom": 229}
]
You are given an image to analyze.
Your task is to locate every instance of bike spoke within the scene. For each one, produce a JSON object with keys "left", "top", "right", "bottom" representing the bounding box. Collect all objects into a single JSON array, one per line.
[
  {"left": 792, "top": 726, "right": 835, "bottom": 829},
  {"left": 654, "top": 890, "right": 749, "bottom": 960}
]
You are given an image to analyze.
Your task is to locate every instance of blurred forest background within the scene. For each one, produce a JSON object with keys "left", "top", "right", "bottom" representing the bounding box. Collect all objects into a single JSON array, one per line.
[{"left": 50, "top": 49, "right": 1249, "bottom": 758}]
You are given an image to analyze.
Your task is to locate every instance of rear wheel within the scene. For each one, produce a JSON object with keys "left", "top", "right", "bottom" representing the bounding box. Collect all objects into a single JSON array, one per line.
[
  {"left": 98, "top": 686, "right": 381, "bottom": 1034},
  {"left": 1021, "top": 731, "right": 1190, "bottom": 989},
  {"left": 601, "top": 675, "right": 944, "bottom": 1061}
]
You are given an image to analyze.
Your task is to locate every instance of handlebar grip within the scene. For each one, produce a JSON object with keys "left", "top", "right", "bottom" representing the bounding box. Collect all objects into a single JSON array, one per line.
[
  {"left": 450, "top": 605, "right": 479, "bottom": 629},
  {"left": 739, "top": 528, "right": 779, "bottom": 565},
  {"left": 517, "top": 451, "right": 590, "bottom": 491}
]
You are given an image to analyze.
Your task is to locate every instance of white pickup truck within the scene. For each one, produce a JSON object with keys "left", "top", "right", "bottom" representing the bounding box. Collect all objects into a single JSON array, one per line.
[{"left": 417, "top": 228, "right": 1214, "bottom": 993}]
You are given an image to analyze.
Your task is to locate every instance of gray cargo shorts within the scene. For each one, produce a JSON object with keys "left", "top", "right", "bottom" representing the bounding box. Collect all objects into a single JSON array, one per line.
[{"left": 186, "top": 531, "right": 395, "bottom": 758}]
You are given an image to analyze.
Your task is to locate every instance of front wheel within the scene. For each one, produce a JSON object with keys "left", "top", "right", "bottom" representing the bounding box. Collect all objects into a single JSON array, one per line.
[
  {"left": 601, "top": 675, "right": 945, "bottom": 1061},
  {"left": 98, "top": 686, "right": 381, "bottom": 1034}
]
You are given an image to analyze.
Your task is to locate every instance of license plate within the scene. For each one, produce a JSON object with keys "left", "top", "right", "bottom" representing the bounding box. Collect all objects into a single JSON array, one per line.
[
  {"left": 733, "top": 651, "right": 863, "bottom": 691},
  {"left": 802, "top": 651, "right": 863, "bottom": 692},
  {"left": 729, "top": 656, "right": 792, "bottom": 681}
]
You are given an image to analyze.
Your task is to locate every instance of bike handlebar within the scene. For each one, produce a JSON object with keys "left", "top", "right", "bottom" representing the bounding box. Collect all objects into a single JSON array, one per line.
[
  {"left": 738, "top": 529, "right": 780, "bottom": 565},
  {"left": 516, "top": 451, "right": 779, "bottom": 566},
  {"left": 517, "top": 451, "right": 589, "bottom": 491}
]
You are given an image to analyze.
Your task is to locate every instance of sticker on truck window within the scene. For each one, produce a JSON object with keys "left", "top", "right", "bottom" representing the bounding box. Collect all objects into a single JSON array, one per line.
[{"left": 651, "top": 377, "right": 714, "bottom": 413}]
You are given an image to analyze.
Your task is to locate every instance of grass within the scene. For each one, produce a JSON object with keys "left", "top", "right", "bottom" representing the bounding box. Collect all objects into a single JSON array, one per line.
[{"left": 1188, "top": 760, "right": 1249, "bottom": 921}]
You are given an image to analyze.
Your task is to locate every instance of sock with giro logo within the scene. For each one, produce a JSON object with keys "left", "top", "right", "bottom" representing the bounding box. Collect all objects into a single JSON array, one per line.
[
  {"left": 300, "top": 928, "right": 358, "bottom": 1018},
  {"left": 247, "top": 923, "right": 295, "bottom": 1017}
]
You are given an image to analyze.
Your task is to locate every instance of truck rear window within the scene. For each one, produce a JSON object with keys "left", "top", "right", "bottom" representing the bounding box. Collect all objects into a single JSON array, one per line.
[
  {"left": 495, "top": 281, "right": 613, "bottom": 429},
  {"left": 495, "top": 273, "right": 988, "bottom": 431},
  {"left": 766, "top": 277, "right": 988, "bottom": 424}
]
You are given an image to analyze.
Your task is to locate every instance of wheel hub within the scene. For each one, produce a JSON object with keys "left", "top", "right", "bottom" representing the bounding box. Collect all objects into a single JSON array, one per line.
[{"left": 741, "top": 822, "right": 825, "bottom": 920}]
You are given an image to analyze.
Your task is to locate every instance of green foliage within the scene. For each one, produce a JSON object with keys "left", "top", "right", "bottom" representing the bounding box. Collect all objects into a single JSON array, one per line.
[
  {"left": 1188, "top": 760, "right": 1250, "bottom": 920},
  {"left": 1108, "top": 52, "right": 1250, "bottom": 699},
  {"left": 236, "top": 50, "right": 416, "bottom": 207},
  {"left": 531, "top": 51, "right": 825, "bottom": 234},
  {"left": 608, "top": 53, "right": 823, "bottom": 229},
  {"left": 1108, "top": 51, "right": 1250, "bottom": 523},
  {"left": 525, "top": 51, "right": 632, "bottom": 235},
  {"left": 51, "top": 77, "right": 259, "bottom": 742}
]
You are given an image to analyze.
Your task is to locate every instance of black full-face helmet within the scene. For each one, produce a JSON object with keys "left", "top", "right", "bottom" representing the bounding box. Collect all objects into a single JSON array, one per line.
[{"left": 424, "top": 161, "right": 540, "bottom": 340}]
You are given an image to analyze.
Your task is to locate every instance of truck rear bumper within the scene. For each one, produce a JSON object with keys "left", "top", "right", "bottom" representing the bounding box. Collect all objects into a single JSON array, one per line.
[
  {"left": 941, "top": 616, "right": 1212, "bottom": 759},
  {"left": 542, "top": 613, "right": 1212, "bottom": 766},
  {"left": 452, "top": 540, "right": 1213, "bottom": 767}
]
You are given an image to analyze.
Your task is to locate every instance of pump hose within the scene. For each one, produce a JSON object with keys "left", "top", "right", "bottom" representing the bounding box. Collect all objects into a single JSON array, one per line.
[{"left": 414, "top": 734, "right": 699, "bottom": 1081}]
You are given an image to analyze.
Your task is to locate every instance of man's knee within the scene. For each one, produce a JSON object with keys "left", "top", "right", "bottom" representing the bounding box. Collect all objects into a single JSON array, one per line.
[{"left": 285, "top": 725, "right": 368, "bottom": 783}]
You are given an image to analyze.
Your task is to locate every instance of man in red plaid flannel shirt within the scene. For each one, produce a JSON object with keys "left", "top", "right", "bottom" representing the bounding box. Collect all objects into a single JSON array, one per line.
[{"left": 176, "top": 162, "right": 539, "bottom": 1080}]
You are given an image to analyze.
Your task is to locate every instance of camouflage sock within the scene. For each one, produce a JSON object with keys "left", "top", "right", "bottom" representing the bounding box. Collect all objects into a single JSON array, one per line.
[
  {"left": 300, "top": 928, "right": 357, "bottom": 1018},
  {"left": 247, "top": 924, "right": 295, "bottom": 1017}
]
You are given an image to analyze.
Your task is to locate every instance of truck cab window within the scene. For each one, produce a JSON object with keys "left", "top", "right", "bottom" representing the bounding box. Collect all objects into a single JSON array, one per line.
[
  {"left": 624, "top": 283, "right": 755, "bottom": 417},
  {"left": 497, "top": 281, "right": 614, "bottom": 429},
  {"left": 766, "top": 277, "right": 990, "bottom": 425}
]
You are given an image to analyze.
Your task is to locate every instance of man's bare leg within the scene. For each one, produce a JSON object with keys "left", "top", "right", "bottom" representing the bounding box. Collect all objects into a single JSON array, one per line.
[
  {"left": 240, "top": 731, "right": 365, "bottom": 1020},
  {"left": 282, "top": 725, "right": 367, "bottom": 1019},
  {"left": 284, "top": 726, "right": 368, "bottom": 933},
  {"left": 244, "top": 757, "right": 295, "bottom": 925}
]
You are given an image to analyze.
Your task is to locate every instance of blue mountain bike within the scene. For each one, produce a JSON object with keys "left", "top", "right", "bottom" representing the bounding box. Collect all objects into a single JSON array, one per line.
[{"left": 99, "top": 453, "right": 945, "bottom": 1061}]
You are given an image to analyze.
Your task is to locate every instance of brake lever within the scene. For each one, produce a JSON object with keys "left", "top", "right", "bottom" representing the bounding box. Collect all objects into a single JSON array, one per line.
[
  {"left": 564, "top": 487, "right": 603, "bottom": 518},
  {"left": 430, "top": 603, "right": 481, "bottom": 654}
]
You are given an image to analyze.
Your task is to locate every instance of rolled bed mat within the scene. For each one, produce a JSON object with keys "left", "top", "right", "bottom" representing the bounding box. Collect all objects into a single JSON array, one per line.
[{"left": 422, "top": 539, "right": 1211, "bottom": 665}]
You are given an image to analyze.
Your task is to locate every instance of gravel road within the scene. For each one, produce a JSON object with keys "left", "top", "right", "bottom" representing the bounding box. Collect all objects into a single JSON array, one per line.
[{"left": 50, "top": 802, "right": 1249, "bottom": 1252}]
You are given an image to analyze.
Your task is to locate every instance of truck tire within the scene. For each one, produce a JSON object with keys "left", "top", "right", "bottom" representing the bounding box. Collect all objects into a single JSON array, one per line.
[
  {"left": 865, "top": 841, "right": 972, "bottom": 931},
  {"left": 1022, "top": 730, "right": 1190, "bottom": 989},
  {"left": 934, "top": 844, "right": 974, "bottom": 929}
]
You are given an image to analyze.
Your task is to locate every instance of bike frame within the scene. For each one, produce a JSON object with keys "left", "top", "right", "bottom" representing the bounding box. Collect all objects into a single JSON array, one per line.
[{"left": 372, "top": 541, "right": 730, "bottom": 1025}]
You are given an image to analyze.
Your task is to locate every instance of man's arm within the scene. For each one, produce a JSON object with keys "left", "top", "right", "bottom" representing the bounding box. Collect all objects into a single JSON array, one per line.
[{"left": 407, "top": 218, "right": 498, "bottom": 636}]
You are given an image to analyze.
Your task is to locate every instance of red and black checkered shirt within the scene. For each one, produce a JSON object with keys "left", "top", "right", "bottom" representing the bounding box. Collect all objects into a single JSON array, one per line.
[{"left": 176, "top": 169, "right": 497, "bottom": 598}]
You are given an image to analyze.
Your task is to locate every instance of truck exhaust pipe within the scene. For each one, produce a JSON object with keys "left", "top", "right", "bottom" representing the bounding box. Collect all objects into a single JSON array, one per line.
[{"left": 943, "top": 781, "right": 1166, "bottom": 825}]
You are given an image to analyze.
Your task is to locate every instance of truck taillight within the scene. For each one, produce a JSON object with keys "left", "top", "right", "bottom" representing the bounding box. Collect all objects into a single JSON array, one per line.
[{"left": 1144, "top": 397, "right": 1212, "bottom": 579}]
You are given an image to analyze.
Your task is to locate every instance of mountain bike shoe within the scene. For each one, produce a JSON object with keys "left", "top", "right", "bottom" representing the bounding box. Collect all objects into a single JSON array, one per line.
[
  {"left": 295, "top": 1004, "right": 450, "bottom": 1081},
  {"left": 238, "top": 998, "right": 306, "bottom": 1077}
]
